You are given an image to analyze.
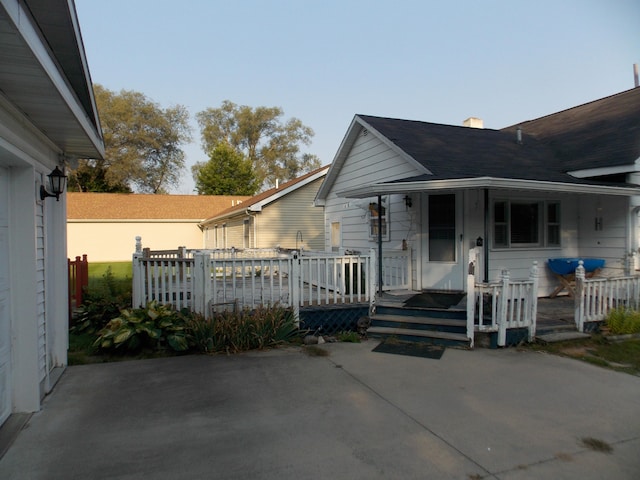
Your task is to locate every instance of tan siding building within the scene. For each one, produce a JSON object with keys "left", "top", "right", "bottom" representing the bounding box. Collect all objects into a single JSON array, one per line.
[
  {"left": 67, "top": 193, "right": 250, "bottom": 261},
  {"left": 200, "top": 166, "right": 329, "bottom": 251}
]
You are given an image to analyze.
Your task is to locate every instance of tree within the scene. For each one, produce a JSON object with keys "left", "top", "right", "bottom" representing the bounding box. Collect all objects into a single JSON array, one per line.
[
  {"left": 191, "top": 143, "right": 261, "bottom": 195},
  {"left": 68, "top": 84, "right": 192, "bottom": 193},
  {"left": 196, "top": 101, "right": 321, "bottom": 190}
]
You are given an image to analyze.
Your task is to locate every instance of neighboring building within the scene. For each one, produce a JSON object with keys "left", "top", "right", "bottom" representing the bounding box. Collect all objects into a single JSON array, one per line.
[
  {"left": 199, "top": 166, "right": 329, "bottom": 251},
  {"left": 315, "top": 88, "right": 640, "bottom": 296},
  {"left": 67, "top": 193, "right": 250, "bottom": 261},
  {"left": 0, "top": 0, "right": 104, "bottom": 426}
]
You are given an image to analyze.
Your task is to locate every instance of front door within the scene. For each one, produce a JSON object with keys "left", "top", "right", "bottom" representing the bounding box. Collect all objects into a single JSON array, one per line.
[{"left": 421, "top": 193, "right": 464, "bottom": 291}]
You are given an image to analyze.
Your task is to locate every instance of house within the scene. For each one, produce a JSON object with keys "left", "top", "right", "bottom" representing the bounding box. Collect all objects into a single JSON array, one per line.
[
  {"left": 315, "top": 88, "right": 640, "bottom": 297},
  {"left": 67, "top": 193, "right": 250, "bottom": 262},
  {"left": 0, "top": 0, "right": 104, "bottom": 427},
  {"left": 199, "top": 166, "right": 329, "bottom": 251}
]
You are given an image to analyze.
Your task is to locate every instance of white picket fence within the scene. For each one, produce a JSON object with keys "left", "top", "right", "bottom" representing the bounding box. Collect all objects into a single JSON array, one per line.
[
  {"left": 132, "top": 243, "right": 411, "bottom": 324},
  {"left": 574, "top": 261, "right": 640, "bottom": 331}
]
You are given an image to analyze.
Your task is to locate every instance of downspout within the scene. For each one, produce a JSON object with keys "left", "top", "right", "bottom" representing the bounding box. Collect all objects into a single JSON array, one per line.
[
  {"left": 483, "top": 188, "right": 489, "bottom": 282},
  {"left": 378, "top": 195, "right": 383, "bottom": 296}
]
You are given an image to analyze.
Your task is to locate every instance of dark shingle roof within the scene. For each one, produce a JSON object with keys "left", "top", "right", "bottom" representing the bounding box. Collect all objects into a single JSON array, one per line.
[
  {"left": 358, "top": 116, "right": 582, "bottom": 184},
  {"left": 501, "top": 88, "right": 640, "bottom": 171}
]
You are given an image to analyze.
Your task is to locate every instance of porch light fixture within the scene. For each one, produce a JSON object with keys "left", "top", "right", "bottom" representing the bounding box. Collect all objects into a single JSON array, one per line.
[
  {"left": 404, "top": 195, "right": 412, "bottom": 208},
  {"left": 40, "top": 166, "right": 67, "bottom": 201}
]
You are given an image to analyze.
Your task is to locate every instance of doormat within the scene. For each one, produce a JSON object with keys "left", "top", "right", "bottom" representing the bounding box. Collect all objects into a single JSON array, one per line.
[
  {"left": 373, "top": 340, "right": 445, "bottom": 360},
  {"left": 404, "top": 292, "right": 465, "bottom": 309}
]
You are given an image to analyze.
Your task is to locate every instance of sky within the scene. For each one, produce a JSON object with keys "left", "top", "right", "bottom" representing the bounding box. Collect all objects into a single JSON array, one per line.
[{"left": 74, "top": 0, "right": 640, "bottom": 194}]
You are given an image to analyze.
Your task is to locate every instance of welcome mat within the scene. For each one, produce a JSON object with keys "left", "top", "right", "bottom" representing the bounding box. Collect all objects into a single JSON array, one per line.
[{"left": 373, "top": 340, "right": 445, "bottom": 360}]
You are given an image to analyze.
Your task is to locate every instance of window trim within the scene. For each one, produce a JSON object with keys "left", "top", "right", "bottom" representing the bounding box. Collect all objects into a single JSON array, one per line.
[
  {"left": 492, "top": 199, "right": 561, "bottom": 249},
  {"left": 368, "top": 197, "right": 389, "bottom": 241}
]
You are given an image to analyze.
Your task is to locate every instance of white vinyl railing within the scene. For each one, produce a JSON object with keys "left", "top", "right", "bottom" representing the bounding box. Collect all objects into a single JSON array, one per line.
[
  {"left": 466, "top": 258, "right": 539, "bottom": 348},
  {"left": 132, "top": 243, "right": 412, "bottom": 325},
  {"left": 574, "top": 261, "right": 640, "bottom": 331}
]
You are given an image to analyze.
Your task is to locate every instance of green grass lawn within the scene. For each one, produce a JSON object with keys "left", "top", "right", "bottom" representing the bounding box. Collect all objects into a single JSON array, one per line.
[{"left": 88, "top": 262, "right": 132, "bottom": 288}]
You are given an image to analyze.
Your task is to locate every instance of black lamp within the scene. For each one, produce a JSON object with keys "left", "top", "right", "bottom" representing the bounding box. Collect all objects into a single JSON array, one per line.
[{"left": 40, "top": 166, "right": 67, "bottom": 201}]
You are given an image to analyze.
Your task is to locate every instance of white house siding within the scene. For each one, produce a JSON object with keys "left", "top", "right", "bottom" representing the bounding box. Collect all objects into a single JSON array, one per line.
[
  {"left": 67, "top": 222, "right": 205, "bottom": 262},
  {"left": 323, "top": 130, "right": 423, "bottom": 254},
  {"left": 577, "top": 195, "right": 630, "bottom": 276}
]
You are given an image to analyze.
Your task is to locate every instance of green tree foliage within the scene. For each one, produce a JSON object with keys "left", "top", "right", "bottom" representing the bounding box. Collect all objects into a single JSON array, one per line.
[
  {"left": 68, "top": 84, "right": 192, "bottom": 193},
  {"left": 196, "top": 101, "right": 321, "bottom": 190},
  {"left": 191, "top": 143, "right": 261, "bottom": 195}
]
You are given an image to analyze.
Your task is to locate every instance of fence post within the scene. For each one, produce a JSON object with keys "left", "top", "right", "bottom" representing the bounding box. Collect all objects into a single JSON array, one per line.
[
  {"left": 369, "top": 248, "right": 377, "bottom": 315},
  {"left": 466, "top": 252, "right": 476, "bottom": 348},
  {"left": 574, "top": 260, "right": 585, "bottom": 332},
  {"left": 132, "top": 252, "right": 144, "bottom": 308},
  {"left": 497, "top": 269, "right": 509, "bottom": 347},
  {"left": 135, "top": 236, "right": 142, "bottom": 254},
  {"left": 290, "top": 251, "right": 301, "bottom": 328},
  {"left": 528, "top": 261, "right": 539, "bottom": 341},
  {"left": 192, "top": 252, "right": 212, "bottom": 319}
]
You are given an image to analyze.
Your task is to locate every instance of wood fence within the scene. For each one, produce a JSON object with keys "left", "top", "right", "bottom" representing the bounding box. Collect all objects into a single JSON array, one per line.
[{"left": 68, "top": 254, "right": 89, "bottom": 323}]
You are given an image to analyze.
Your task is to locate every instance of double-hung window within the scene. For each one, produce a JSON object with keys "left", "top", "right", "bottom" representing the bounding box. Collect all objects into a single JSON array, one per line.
[{"left": 493, "top": 200, "right": 560, "bottom": 248}]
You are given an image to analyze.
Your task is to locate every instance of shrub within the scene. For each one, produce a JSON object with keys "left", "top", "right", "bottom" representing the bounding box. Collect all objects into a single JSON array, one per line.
[
  {"left": 336, "top": 330, "right": 360, "bottom": 343},
  {"left": 94, "top": 301, "right": 190, "bottom": 353},
  {"left": 186, "top": 304, "right": 297, "bottom": 354},
  {"left": 606, "top": 308, "right": 640, "bottom": 335},
  {"left": 71, "top": 267, "right": 132, "bottom": 334}
]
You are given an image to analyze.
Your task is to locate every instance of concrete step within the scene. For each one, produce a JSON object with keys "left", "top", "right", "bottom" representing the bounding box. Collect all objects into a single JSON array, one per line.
[{"left": 535, "top": 331, "right": 591, "bottom": 343}]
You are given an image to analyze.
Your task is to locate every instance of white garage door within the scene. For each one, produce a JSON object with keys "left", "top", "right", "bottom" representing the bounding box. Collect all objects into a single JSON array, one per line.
[{"left": 0, "top": 166, "right": 11, "bottom": 426}]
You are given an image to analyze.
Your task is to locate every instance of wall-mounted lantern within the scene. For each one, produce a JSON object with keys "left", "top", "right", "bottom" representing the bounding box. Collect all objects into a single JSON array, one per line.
[{"left": 40, "top": 166, "right": 67, "bottom": 201}]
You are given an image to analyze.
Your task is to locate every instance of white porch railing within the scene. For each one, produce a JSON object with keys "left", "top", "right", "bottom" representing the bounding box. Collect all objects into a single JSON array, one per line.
[
  {"left": 466, "top": 256, "right": 539, "bottom": 348},
  {"left": 132, "top": 243, "right": 414, "bottom": 325},
  {"left": 574, "top": 260, "right": 640, "bottom": 331}
]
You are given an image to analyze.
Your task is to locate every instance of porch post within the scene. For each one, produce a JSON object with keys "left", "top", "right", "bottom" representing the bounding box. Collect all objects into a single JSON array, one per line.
[
  {"left": 369, "top": 248, "right": 377, "bottom": 316},
  {"left": 497, "top": 269, "right": 509, "bottom": 346},
  {"left": 377, "top": 195, "right": 383, "bottom": 296},
  {"left": 574, "top": 261, "right": 586, "bottom": 332},
  {"left": 466, "top": 250, "right": 476, "bottom": 348},
  {"left": 528, "top": 261, "right": 539, "bottom": 341}
]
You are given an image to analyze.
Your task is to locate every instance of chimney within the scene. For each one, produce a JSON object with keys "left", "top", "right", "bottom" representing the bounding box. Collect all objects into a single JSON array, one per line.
[
  {"left": 275, "top": 179, "right": 279, "bottom": 189},
  {"left": 463, "top": 117, "right": 483, "bottom": 128},
  {"left": 634, "top": 64, "right": 639, "bottom": 88}
]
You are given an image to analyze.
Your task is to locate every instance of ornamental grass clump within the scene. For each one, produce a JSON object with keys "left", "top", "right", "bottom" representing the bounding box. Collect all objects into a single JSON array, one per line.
[
  {"left": 186, "top": 304, "right": 297, "bottom": 354},
  {"left": 605, "top": 308, "right": 640, "bottom": 335}
]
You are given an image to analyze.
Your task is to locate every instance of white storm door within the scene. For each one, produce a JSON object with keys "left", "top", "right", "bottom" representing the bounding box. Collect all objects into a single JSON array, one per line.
[{"left": 421, "top": 193, "right": 464, "bottom": 291}]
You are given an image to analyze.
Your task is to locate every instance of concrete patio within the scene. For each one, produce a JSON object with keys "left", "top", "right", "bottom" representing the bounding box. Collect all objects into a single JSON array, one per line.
[{"left": 1, "top": 342, "right": 639, "bottom": 479}]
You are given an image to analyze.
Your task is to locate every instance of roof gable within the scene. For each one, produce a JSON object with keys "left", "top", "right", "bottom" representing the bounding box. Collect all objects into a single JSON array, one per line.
[{"left": 201, "top": 165, "right": 329, "bottom": 224}]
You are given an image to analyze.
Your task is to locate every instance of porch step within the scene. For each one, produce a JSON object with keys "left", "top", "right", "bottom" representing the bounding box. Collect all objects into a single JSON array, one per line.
[
  {"left": 368, "top": 312, "right": 470, "bottom": 348},
  {"left": 368, "top": 326, "right": 469, "bottom": 343}
]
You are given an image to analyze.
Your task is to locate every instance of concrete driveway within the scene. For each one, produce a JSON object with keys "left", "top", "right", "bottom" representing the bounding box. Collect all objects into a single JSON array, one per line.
[{"left": 1, "top": 342, "right": 639, "bottom": 479}]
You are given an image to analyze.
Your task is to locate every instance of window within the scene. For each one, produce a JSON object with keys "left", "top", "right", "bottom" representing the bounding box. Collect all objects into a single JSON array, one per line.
[
  {"left": 243, "top": 219, "right": 250, "bottom": 248},
  {"left": 493, "top": 200, "right": 560, "bottom": 248},
  {"left": 368, "top": 200, "right": 388, "bottom": 240},
  {"left": 331, "top": 222, "right": 341, "bottom": 252},
  {"left": 429, "top": 194, "right": 456, "bottom": 261}
]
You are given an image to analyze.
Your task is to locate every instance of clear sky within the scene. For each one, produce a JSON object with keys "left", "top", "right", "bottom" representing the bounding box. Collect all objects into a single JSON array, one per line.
[{"left": 74, "top": 0, "right": 640, "bottom": 194}]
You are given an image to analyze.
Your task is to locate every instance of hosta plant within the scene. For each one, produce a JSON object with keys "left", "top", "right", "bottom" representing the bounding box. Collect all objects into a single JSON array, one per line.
[{"left": 95, "top": 301, "right": 190, "bottom": 353}]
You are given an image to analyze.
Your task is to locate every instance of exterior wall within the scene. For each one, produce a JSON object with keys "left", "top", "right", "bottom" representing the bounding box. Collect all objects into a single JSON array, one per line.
[
  {"left": 67, "top": 221, "right": 205, "bottom": 262},
  {"left": 323, "top": 130, "right": 423, "bottom": 255},
  {"left": 201, "top": 176, "right": 326, "bottom": 251},
  {"left": 256, "top": 177, "right": 326, "bottom": 250}
]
